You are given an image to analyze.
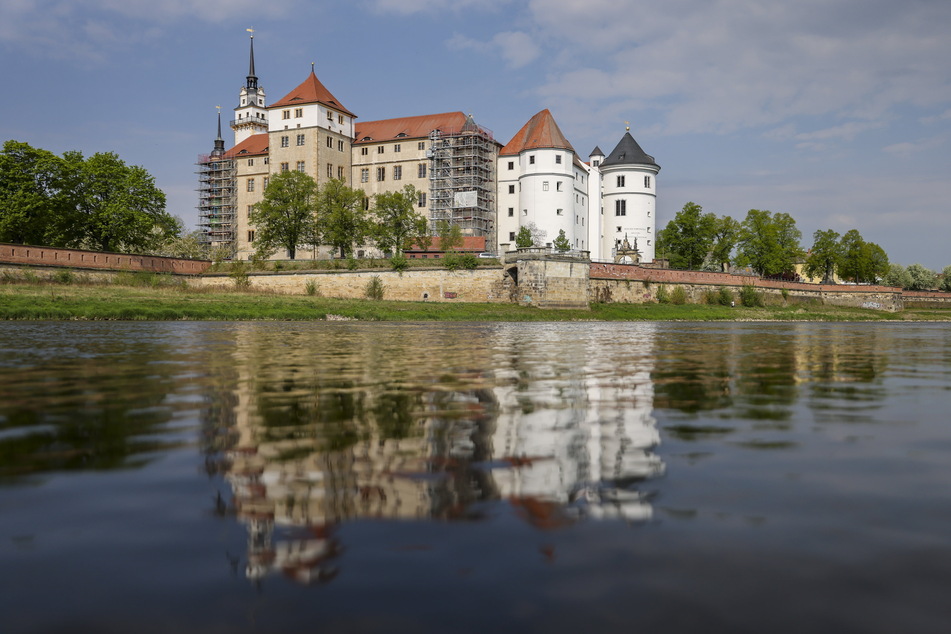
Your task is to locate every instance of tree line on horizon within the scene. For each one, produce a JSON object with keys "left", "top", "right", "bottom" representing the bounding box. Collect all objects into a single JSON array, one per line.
[{"left": 656, "top": 201, "right": 951, "bottom": 291}]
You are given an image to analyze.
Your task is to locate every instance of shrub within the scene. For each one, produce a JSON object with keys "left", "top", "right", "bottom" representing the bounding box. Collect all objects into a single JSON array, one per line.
[
  {"left": 443, "top": 252, "right": 461, "bottom": 271},
  {"left": 230, "top": 262, "right": 251, "bottom": 290},
  {"left": 656, "top": 284, "right": 670, "bottom": 304},
  {"left": 459, "top": 253, "right": 479, "bottom": 270},
  {"left": 305, "top": 279, "right": 319, "bottom": 296},
  {"left": 364, "top": 275, "right": 385, "bottom": 300},
  {"left": 390, "top": 253, "right": 408, "bottom": 272},
  {"left": 346, "top": 257, "right": 359, "bottom": 271},
  {"left": 717, "top": 286, "right": 734, "bottom": 306},
  {"left": 781, "top": 288, "right": 790, "bottom": 301},
  {"left": 740, "top": 284, "right": 764, "bottom": 307},
  {"left": 53, "top": 270, "right": 74, "bottom": 285},
  {"left": 670, "top": 286, "right": 687, "bottom": 305}
]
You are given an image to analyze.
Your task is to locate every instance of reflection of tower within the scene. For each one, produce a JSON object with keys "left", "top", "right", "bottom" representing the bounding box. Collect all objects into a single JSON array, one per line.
[{"left": 489, "top": 323, "right": 664, "bottom": 521}]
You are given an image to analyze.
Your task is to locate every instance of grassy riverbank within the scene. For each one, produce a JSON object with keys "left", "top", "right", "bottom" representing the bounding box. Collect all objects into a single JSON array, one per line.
[{"left": 2, "top": 276, "right": 948, "bottom": 321}]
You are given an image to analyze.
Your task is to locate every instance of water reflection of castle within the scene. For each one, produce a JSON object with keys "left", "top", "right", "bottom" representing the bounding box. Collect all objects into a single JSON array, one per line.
[{"left": 205, "top": 324, "right": 664, "bottom": 583}]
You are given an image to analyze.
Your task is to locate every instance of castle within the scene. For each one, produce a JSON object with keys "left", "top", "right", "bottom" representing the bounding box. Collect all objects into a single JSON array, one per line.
[{"left": 198, "top": 35, "right": 660, "bottom": 262}]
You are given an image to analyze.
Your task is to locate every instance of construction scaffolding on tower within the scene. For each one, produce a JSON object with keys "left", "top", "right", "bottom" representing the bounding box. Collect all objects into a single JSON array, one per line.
[
  {"left": 428, "top": 116, "right": 497, "bottom": 245},
  {"left": 196, "top": 153, "right": 237, "bottom": 258}
]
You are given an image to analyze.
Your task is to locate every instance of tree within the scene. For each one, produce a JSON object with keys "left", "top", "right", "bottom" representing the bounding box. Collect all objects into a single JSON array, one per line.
[
  {"left": 436, "top": 219, "right": 463, "bottom": 252},
  {"left": 906, "top": 263, "right": 936, "bottom": 290},
  {"left": 942, "top": 266, "right": 951, "bottom": 292},
  {"left": 515, "top": 226, "right": 533, "bottom": 248},
  {"left": 735, "top": 209, "right": 803, "bottom": 277},
  {"left": 838, "top": 229, "right": 889, "bottom": 284},
  {"left": 883, "top": 263, "right": 912, "bottom": 289},
  {"left": 656, "top": 202, "right": 716, "bottom": 269},
  {"left": 318, "top": 179, "right": 367, "bottom": 258},
  {"left": 0, "top": 140, "right": 71, "bottom": 245},
  {"left": 553, "top": 229, "right": 571, "bottom": 252},
  {"left": 249, "top": 170, "right": 319, "bottom": 260},
  {"left": 709, "top": 215, "right": 740, "bottom": 271},
  {"left": 372, "top": 185, "right": 428, "bottom": 255},
  {"left": 60, "top": 151, "right": 175, "bottom": 253},
  {"left": 804, "top": 229, "right": 842, "bottom": 283}
]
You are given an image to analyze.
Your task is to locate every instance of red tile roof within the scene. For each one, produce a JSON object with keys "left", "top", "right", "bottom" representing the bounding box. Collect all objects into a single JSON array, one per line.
[
  {"left": 270, "top": 71, "right": 354, "bottom": 117},
  {"left": 354, "top": 112, "right": 468, "bottom": 144},
  {"left": 500, "top": 109, "right": 576, "bottom": 156},
  {"left": 224, "top": 133, "right": 269, "bottom": 158}
]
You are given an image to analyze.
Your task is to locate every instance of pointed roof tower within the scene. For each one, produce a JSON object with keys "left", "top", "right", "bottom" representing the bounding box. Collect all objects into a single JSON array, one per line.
[
  {"left": 246, "top": 32, "right": 259, "bottom": 91},
  {"left": 600, "top": 131, "right": 659, "bottom": 170},
  {"left": 500, "top": 109, "right": 575, "bottom": 155},
  {"left": 271, "top": 68, "right": 355, "bottom": 117},
  {"left": 212, "top": 107, "right": 225, "bottom": 157}
]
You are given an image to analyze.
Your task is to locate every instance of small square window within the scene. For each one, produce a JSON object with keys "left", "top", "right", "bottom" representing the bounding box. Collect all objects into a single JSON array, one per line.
[
  {"left": 555, "top": 155, "right": 562, "bottom": 164},
  {"left": 508, "top": 185, "right": 515, "bottom": 194},
  {"left": 508, "top": 161, "right": 514, "bottom": 170}
]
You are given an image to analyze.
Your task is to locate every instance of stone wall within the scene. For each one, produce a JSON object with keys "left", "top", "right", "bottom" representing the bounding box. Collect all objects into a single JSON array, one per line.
[
  {"left": 0, "top": 243, "right": 210, "bottom": 275},
  {"left": 901, "top": 290, "right": 951, "bottom": 309},
  {"left": 589, "top": 262, "right": 904, "bottom": 312},
  {"left": 503, "top": 250, "right": 590, "bottom": 309},
  {"left": 191, "top": 266, "right": 511, "bottom": 303}
]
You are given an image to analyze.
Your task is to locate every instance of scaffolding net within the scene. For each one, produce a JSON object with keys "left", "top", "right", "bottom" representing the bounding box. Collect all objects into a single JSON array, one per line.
[{"left": 196, "top": 154, "right": 237, "bottom": 258}]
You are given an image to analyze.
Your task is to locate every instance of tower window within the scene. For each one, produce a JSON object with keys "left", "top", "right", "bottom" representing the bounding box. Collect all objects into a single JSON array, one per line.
[
  {"left": 529, "top": 155, "right": 535, "bottom": 165},
  {"left": 338, "top": 140, "right": 344, "bottom": 152},
  {"left": 248, "top": 230, "right": 255, "bottom": 242},
  {"left": 280, "top": 162, "right": 289, "bottom": 172},
  {"left": 617, "top": 175, "right": 625, "bottom": 187},
  {"left": 508, "top": 185, "right": 515, "bottom": 194},
  {"left": 556, "top": 181, "right": 563, "bottom": 191},
  {"left": 556, "top": 155, "right": 562, "bottom": 164},
  {"left": 338, "top": 166, "right": 345, "bottom": 180},
  {"left": 327, "top": 111, "right": 333, "bottom": 121},
  {"left": 508, "top": 207, "right": 514, "bottom": 217},
  {"left": 615, "top": 200, "right": 627, "bottom": 216},
  {"left": 543, "top": 181, "right": 549, "bottom": 191},
  {"left": 294, "top": 108, "right": 303, "bottom": 118},
  {"left": 508, "top": 161, "right": 514, "bottom": 170},
  {"left": 645, "top": 175, "right": 651, "bottom": 188},
  {"left": 327, "top": 136, "right": 333, "bottom": 148},
  {"left": 327, "top": 163, "right": 334, "bottom": 178},
  {"left": 378, "top": 146, "right": 384, "bottom": 154},
  {"left": 338, "top": 114, "right": 344, "bottom": 124}
]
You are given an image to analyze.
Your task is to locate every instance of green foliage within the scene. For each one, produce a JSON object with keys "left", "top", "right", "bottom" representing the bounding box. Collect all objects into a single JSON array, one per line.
[
  {"left": 389, "top": 253, "right": 409, "bottom": 272},
  {"left": 883, "top": 263, "right": 912, "bottom": 289},
  {"left": 781, "top": 288, "right": 790, "bottom": 301},
  {"left": 553, "top": 229, "right": 571, "bottom": 252},
  {"left": 250, "top": 170, "right": 319, "bottom": 261},
  {"left": 305, "top": 279, "right": 319, "bottom": 296},
  {"left": 436, "top": 220, "right": 464, "bottom": 252},
  {"left": 151, "top": 229, "right": 210, "bottom": 260},
  {"left": 837, "top": 229, "right": 889, "bottom": 284},
  {"left": 717, "top": 286, "right": 734, "bottom": 306},
  {"left": 740, "top": 284, "right": 764, "bottom": 307},
  {"left": 710, "top": 215, "right": 740, "bottom": 270},
  {"left": 372, "top": 185, "right": 428, "bottom": 255},
  {"left": 655, "top": 284, "right": 670, "bottom": 304},
  {"left": 515, "top": 226, "right": 534, "bottom": 248},
  {"left": 657, "top": 202, "right": 716, "bottom": 269},
  {"left": 346, "top": 257, "right": 359, "bottom": 270},
  {"left": 229, "top": 262, "right": 251, "bottom": 290},
  {"left": 735, "top": 209, "right": 803, "bottom": 277},
  {"left": 319, "top": 179, "right": 368, "bottom": 258},
  {"left": 804, "top": 229, "right": 842, "bottom": 282},
  {"left": 942, "top": 266, "right": 951, "bottom": 292},
  {"left": 906, "top": 263, "right": 936, "bottom": 290},
  {"left": 364, "top": 275, "right": 385, "bottom": 300},
  {"left": 52, "top": 270, "right": 74, "bottom": 285},
  {"left": 459, "top": 253, "right": 479, "bottom": 269},
  {"left": 670, "top": 286, "right": 687, "bottom": 305}
]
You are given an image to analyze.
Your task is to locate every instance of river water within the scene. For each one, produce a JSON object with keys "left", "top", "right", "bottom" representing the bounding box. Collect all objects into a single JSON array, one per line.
[{"left": 1, "top": 321, "right": 950, "bottom": 632}]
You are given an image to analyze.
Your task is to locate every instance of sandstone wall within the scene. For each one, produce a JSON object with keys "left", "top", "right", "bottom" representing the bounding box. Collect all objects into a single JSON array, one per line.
[
  {"left": 0, "top": 243, "right": 210, "bottom": 275},
  {"left": 901, "top": 291, "right": 951, "bottom": 308}
]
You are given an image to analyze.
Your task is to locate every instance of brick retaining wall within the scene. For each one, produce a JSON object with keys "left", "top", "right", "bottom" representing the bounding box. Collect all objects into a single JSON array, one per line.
[{"left": 0, "top": 243, "right": 211, "bottom": 275}]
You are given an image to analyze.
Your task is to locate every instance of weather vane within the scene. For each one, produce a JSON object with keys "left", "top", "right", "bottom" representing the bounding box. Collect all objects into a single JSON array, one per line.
[
  {"left": 625, "top": 120, "right": 630, "bottom": 132},
  {"left": 246, "top": 27, "right": 255, "bottom": 38},
  {"left": 216, "top": 105, "right": 221, "bottom": 114}
]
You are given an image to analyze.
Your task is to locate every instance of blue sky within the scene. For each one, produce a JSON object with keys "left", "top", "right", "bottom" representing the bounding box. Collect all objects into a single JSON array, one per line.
[{"left": 3, "top": 0, "right": 950, "bottom": 268}]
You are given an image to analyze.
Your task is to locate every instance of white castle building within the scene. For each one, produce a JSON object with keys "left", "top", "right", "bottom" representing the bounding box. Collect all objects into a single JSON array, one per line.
[{"left": 198, "top": 36, "right": 660, "bottom": 263}]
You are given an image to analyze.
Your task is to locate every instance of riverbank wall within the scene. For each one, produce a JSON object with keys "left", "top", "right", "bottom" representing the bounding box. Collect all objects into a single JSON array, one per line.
[{"left": 0, "top": 243, "right": 210, "bottom": 275}]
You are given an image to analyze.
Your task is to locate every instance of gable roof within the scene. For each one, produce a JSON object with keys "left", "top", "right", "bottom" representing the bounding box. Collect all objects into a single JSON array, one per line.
[
  {"left": 599, "top": 132, "right": 659, "bottom": 169},
  {"left": 270, "top": 70, "right": 355, "bottom": 117},
  {"left": 354, "top": 111, "right": 469, "bottom": 144},
  {"left": 500, "top": 109, "right": 575, "bottom": 156},
  {"left": 224, "top": 133, "right": 269, "bottom": 159}
]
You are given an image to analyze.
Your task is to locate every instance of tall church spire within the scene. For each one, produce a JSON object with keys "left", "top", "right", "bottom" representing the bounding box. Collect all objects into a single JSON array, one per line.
[
  {"left": 233, "top": 28, "right": 268, "bottom": 145},
  {"left": 212, "top": 106, "right": 225, "bottom": 156},
  {"left": 246, "top": 29, "right": 258, "bottom": 91}
]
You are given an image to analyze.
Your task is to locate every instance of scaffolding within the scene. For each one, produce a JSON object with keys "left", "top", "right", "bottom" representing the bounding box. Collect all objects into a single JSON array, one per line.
[
  {"left": 196, "top": 153, "right": 237, "bottom": 257},
  {"left": 428, "top": 117, "right": 496, "bottom": 245}
]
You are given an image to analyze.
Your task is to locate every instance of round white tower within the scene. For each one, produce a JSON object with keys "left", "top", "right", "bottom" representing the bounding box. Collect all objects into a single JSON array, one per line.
[{"left": 598, "top": 129, "right": 660, "bottom": 262}]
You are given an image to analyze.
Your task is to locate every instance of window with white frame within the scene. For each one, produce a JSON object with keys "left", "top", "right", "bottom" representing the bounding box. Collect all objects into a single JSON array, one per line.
[
  {"left": 327, "top": 163, "right": 333, "bottom": 178},
  {"left": 418, "top": 192, "right": 427, "bottom": 207},
  {"left": 543, "top": 181, "right": 549, "bottom": 191},
  {"left": 280, "top": 162, "right": 289, "bottom": 172},
  {"left": 282, "top": 110, "right": 290, "bottom": 120},
  {"left": 394, "top": 144, "right": 401, "bottom": 153},
  {"left": 280, "top": 136, "right": 289, "bottom": 148},
  {"left": 297, "top": 161, "right": 305, "bottom": 172},
  {"left": 247, "top": 178, "right": 255, "bottom": 192},
  {"left": 361, "top": 168, "right": 369, "bottom": 183},
  {"left": 393, "top": 165, "right": 402, "bottom": 180}
]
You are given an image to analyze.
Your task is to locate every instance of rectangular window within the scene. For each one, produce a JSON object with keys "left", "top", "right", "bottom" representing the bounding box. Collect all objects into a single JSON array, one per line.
[
  {"left": 247, "top": 158, "right": 254, "bottom": 166},
  {"left": 327, "top": 110, "right": 333, "bottom": 121},
  {"left": 294, "top": 108, "right": 303, "bottom": 118},
  {"left": 394, "top": 144, "right": 401, "bottom": 153},
  {"left": 555, "top": 155, "right": 562, "bottom": 164},
  {"left": 617, "top": 175, "right": 625, "bottom": 187},
  {"left": 282, "top": 110, "right": 290, "bottom": 120},
  {"left": 418, "top": 192, "right": 426, "bottom": 207},
  {"left": 280, "top": 162, "right": 289, "bottom": 172},
  {"left": 263, "top": 157, "right": 269, "bottom": 165},
  {"left": 327, "top": 136, "right": 333, "bottom": 148},
  {"left": 377, "top": 146, "right": 384, "bottom": 154},
  {"left": 327, "top": 163, "right": 333, "bottom": 178},
  {"left": 508, "top": 161, "right": 514, "bottom": 170},
  {"left": 418, "top": 163, "right": 427, "bottom": 178},
  {"left": 556, "top": 181, "right": 563, "bottom": 191},
  {"left": 338, "top": 114, "right": 344, "bottom": 124},
  {"left": 377, "top": 167, "right": 385, "bottom": 181},
  {"left": 263, "top": 177, "right": 269, "bottom": 189},
  {"left": 247, "top": 205, "right": 254, "bottom": 217},
  {"left": 615, "top": 200, "right": 627, "bottom": 216},
  {"left": 529, "top": 155, "right": 535, "bottom": 165},
  {"left": 297, "top": 161, "right": 305, "bottom": 172},
  {"left": 361, "top": 147, "right": 369, "bottom": 156},
  {"left": 509, "top": 231, "right": 516, "bottom": 241},
  {"left": 542, "top": 181, "right": 549, "bottom": 191},
  {"left": 522, "top": 209, "right": 527, "bottom": 216},
  {"left": 393, "top": 165, "right": 402, "bottom": 180},
  {"left": 296, "top": 133, "right": 305, "bottom": 146},
  {"left": 361, "top": 168, "right": 369, "bottom": 183},
  {"left": 418, "top": 141, "right": 425, "bottom": 150},
  {"left": 508, "top": 207, "right": 514, "bottom": 217},
  {"left": 556, "top": 209, "right": 563, "bottom": 216},
  {"left": 338, "top": 140, "right": 344, "bottom": 152},
  {"left": 644, "top": 175, "right": 651, "bottom": 188},
  {"left": 248, "top": 230, "right": 255, "bottom": 242},
  {"left": 246, "top": 178, "right": 255, "bottom": 192},
  {"left": 280, "top": 136, "right": 289, "bottom": 148},
  {"left": 508, "top": 185, "right": 515, "bottom": 194}
]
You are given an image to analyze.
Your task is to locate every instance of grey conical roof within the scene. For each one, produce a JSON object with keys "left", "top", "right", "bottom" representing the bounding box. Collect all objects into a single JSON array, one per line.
[
  {"left": 599, "top": 132, "right": 658, "bottom": 169},
  {"left": 589, "top": 146, "right": 604, "bottom": 157}
]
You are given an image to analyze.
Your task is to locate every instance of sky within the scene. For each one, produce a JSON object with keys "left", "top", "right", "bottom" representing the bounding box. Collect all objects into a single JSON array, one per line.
[{"left": 2, "top": 0, "right": 950, "bottom": 269}]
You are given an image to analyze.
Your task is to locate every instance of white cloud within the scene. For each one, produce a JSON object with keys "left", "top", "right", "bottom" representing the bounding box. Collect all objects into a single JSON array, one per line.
[
  {"left": 366, "top": 0, "right": 512, "bottom": 14},
  {"left": 448, "top": 31, "right": 540, "bottom": 69}
]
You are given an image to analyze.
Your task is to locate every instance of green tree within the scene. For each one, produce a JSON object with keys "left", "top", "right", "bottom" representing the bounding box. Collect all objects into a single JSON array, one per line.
[
  {"left": 249, "top": 170, "right": 319, "bottom": 260},
  {"left": 0, "top": 140, "right": 71, "bottom": 245},
  {"left": 709, "top": 215, "right": 740, "bottom": 271},
  {"left": 318, "top": 179, "right": 367, "bottom": 258},
  {"left": 656, "top": 202, "right": 716, "bottom": 269},
  {"left": 515, "top": 226, "right": 533, "bottom": 248},
  {"left": 553, "top": 229, "right": 571, "bottom": 252},
  {"left": 906, "top": 263, "right": 936, "bottom": 290},
  {"left": 735, "top": 209, "right": 803, "bottom": 277},
  {"left": 804, "top": 229, "right": 842, "bottom": 283},
  {"left": 372, "top": 185, "right": 428, "bottom": 255},
  {"left": 838, "top": 229, "right": 889, "bottom": 284},
  {"left": 883, "top": 263, "right": 912, "bottom": 289},
  {"left": 942, "top": 265, "right": 951, "bottom": 292},
  {"left": 436, "top": 219, "right": 463, "bottom": 252}
]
